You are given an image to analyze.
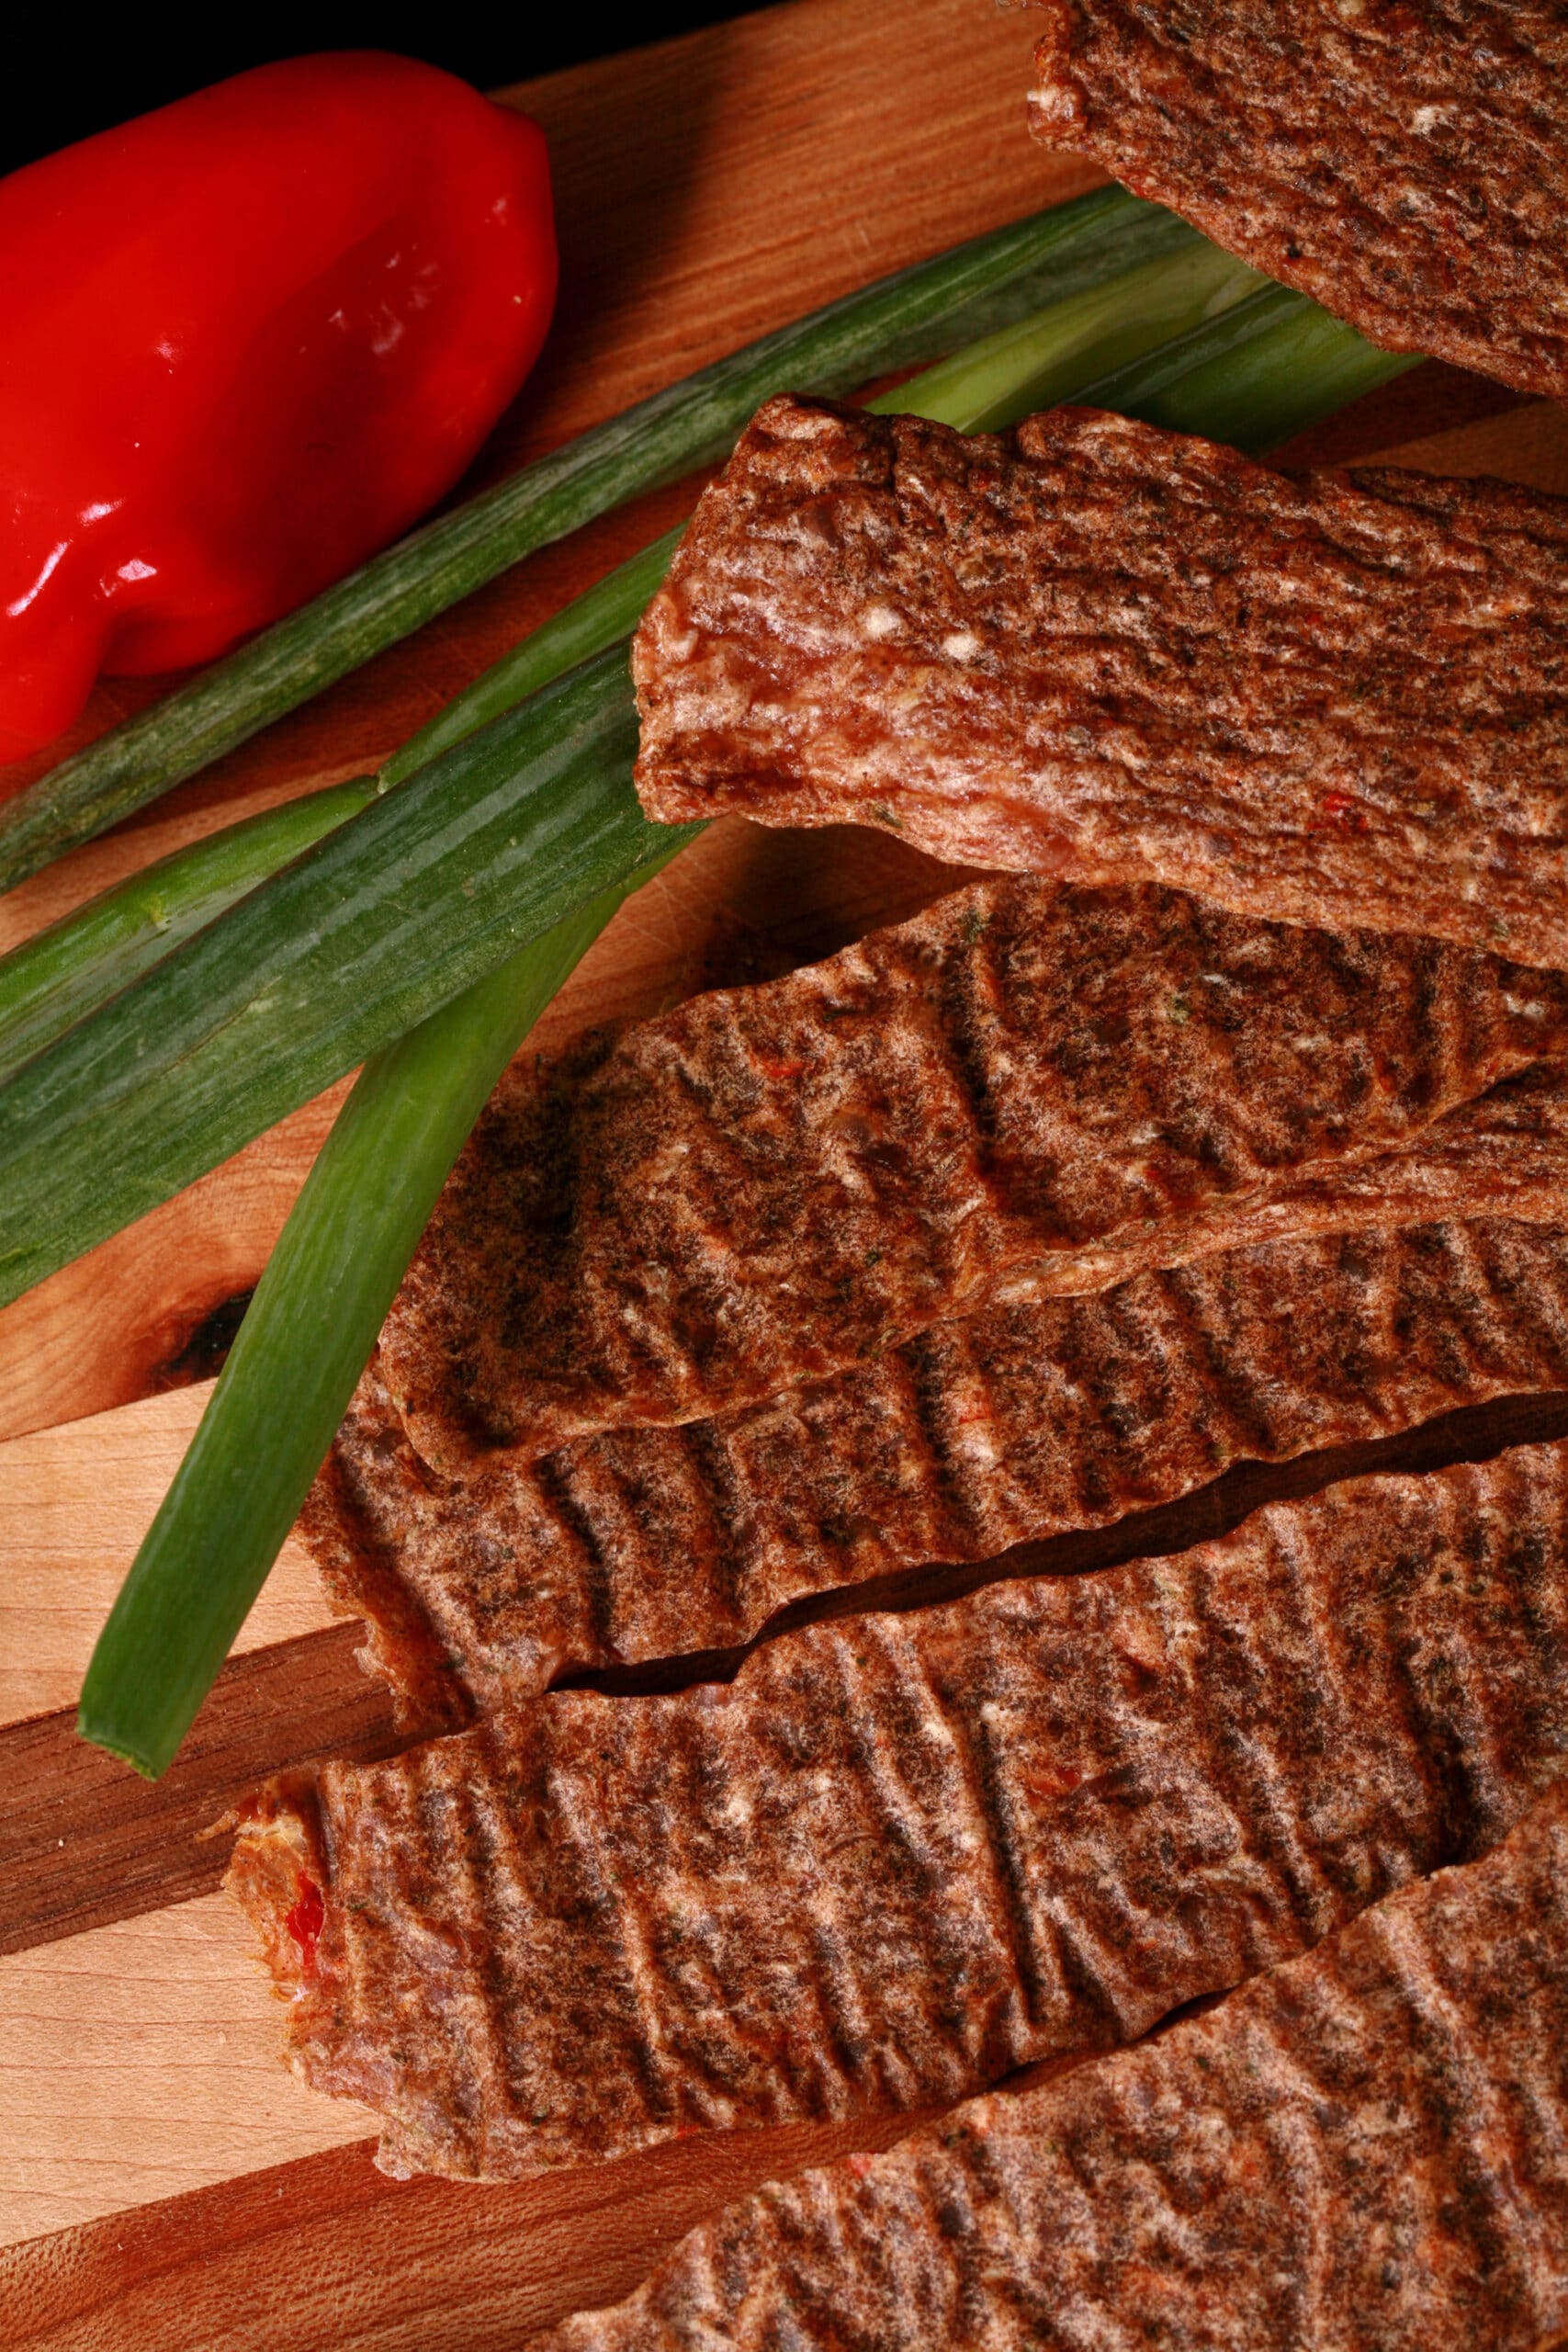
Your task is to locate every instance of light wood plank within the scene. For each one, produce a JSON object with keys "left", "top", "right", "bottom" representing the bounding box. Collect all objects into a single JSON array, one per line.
[
  {"left": 0, "top": 1886, "right": 947, "bottom": 2270},
  {"left": 0, "top": 1894, "right": 376, "bottom": 2249},
  {"left": 0, "top": 1387, "right": 333, "bottom": 1728},
  {"left": 2, "top": 1627, "right": 412, "bottom": 1961}
]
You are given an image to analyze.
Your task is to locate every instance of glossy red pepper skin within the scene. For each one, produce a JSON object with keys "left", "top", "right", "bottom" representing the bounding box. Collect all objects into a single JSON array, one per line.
[{"left": 0, "top": 52, "right": 557, "bottom": 763}]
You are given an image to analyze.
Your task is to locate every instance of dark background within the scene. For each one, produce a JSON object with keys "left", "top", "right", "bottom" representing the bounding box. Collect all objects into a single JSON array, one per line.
[{"left": 2, "top": 8, "right": 763, "bottom": 175}]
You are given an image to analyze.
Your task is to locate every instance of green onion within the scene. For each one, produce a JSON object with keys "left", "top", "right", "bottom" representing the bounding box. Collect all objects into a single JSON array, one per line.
[
  {"left": 876, "top": 240, "right": 1265, "bottom": 433},
  {"left": 76, "top": 855, "right": 680, "bottom": 1779},
  {"left": 0, "top": 779, "right": 374, "bottom": 1086},
  {"left": 0, "top": 643, "right": 683, "bottom": 1310},
  {"left": 0, "top": 188, "right": 1201, "bottom": 898},
  {"left": 377, "top": 526, "right": 687, "bottom": 788},
  {"left": 1075, "top": 280, "right": 1421, "bottom": 450},
  {"left": 71, "top": 250, "right": 1409, "bottom": 1777},
  {"left": 0, "top": 541, "right": 686, "bottom": 1095}
]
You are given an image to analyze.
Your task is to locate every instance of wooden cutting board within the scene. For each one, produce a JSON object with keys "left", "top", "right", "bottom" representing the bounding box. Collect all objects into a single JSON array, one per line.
[{"left": 4, "top": 3, "right": 1568, "bottom": 2343}]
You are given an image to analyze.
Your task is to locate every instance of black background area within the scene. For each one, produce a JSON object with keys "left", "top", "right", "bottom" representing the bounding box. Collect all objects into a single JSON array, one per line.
[{"left": 1, "top": 7, "right": 766, "bottom": 175}]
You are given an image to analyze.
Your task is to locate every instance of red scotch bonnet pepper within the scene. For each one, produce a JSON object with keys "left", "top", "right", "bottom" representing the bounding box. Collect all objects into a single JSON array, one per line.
[{"left": 0, "top": 51, "right": 557, "bottom": 763}]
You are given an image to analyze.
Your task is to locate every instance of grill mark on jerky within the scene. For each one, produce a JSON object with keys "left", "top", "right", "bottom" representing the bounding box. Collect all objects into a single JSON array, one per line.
[
  {"left": 1450, "top": 1213, "right": 1568, "bottom": 1378},
  {"left": 928, "top": 910, "right": 1006, "bottom": 1168},
  {"left": 536, "top": 1782, "right": 1568, "bottom": 2351},
  {"left": 631, "top": 402, "right": 1568, "bottom": 964},
  {"left": 530, "top": 1448, "right": 622, "bottom": 1668},
  {"left": 1133, "top": 1259, "right": 1273, "bottom": 1464},
  {"left": 312, "top": 1206, "right": 1568, "bottom": 1724},
  {"left": 952, "top": 1693, "right": 1065, "bottom": 2041},
  {"left": 378, "top": 878, "right": 1568, "bottom": 1476},
  {"left": 1026, "top": 0, "right": 1568, "bottom": 401},
  {"left": 230, "top": 1442, "right": 1568, "bottom": 2181},
  {"left": 429, "top": 1754, "right": 512, "bottom": 2138},
  {"left": 1230, "top": 1510, "right": 1419, "bottom": 1917},
  {"left": 648, "top": 1415, "right": 755, "bottom": 1633},
  {"left": 900, "top": 1326, "right": 989, "bottom": 1551}
]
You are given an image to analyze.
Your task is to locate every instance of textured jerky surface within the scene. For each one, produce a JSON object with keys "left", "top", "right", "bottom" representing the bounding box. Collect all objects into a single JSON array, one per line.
[
  {"left": 374, "top": 875, "right": 1568, "bottom": 1473},
  {"left": 312, "top": 1209, "right": 1568, "bottom": 1721},
  {"left": 1027, "top": 0, "right": 1568, "bottom": 399},
  {"left": 229, "top": 1441, "right": 1568, "bottom": 2181},
  {"left": 631, "top": 400, "right": 1568, "bottom": 964},
  {"left": 539, "top": 1780, "right": 1568, "bottom": 2352}
]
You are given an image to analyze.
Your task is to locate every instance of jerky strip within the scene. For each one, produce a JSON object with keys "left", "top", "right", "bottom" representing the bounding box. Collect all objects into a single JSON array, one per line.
[
  {"left": 631, "top": 400, "right": 1568, "bottom": 966},
  {"left": 313, "top": 1205, "right": 1568, "bottom": 1724},
  {"left": 377, "top": 875, "right": 1568, "bottom": 1471},
  {"left": 1027, "top": 0, "right": 1568, "bottom": 400},
  {"left": 538, "top": 1778, "right": 1568, "bottom": 2352},
  {"left": 231, "top": 1440, "right": 1568, "bottom": 2180}
]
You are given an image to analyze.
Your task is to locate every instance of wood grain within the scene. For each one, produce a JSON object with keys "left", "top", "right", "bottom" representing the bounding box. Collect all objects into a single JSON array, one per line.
[
  {"left": 0, "top": 2103, "right": 940, "bottom": 2350},
  {"left": 0, "top": 1386, "right": 335, "bottom": 1725},
  {"left": 1353, "top": 396, "right": 1568, "bottom": 492},
  {"left": 0, "top": 1897, "right": 377, "bottom": 2250}
]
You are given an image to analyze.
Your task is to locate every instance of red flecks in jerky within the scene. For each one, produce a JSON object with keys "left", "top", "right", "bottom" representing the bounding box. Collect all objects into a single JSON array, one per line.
[
  {"left": 1315, "top": 790, "right": 1371, "bottom": 833},
  {"left": 284, "top": 1875, "right": 324, "bottom": 1978},
  {"left": 632, "top": 400, "right": 1568, "bottom": 964}
]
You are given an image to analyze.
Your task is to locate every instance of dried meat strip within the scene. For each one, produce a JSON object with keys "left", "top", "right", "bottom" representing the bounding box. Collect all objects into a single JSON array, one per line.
[
  {"left": 230, "top": 1440, "right": 1568, "bottom": 2181},
  {"left": 536, "top": 1777, "right": 1568, "bottom": 2352},
  {"left": 313, "top": 1207, "right": 1568, "bottom": 1724},
  {"left": 376, "top": 876, "right": 1568, "bottom": 1473},
  {"left": 632, "top": 400, "right": 1568, "bottom": 967},
  {"left": 1027, "top": 0, "right": 1568, "bottom": 401}
]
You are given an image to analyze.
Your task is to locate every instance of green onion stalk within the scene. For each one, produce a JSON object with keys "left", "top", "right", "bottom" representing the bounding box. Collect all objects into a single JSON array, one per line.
[
  {"left": 1074, "top": 278, "right": 1419, "bottom": 446},
  {"left": 0, "top": 781, "right": 376, "bottom": 1088},
  {"left": 71, "top": 249, "right": 1411, "bottom": 1773},
  {"left": 0, "top": 543, "right": 686, "bottom": 1085}
]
